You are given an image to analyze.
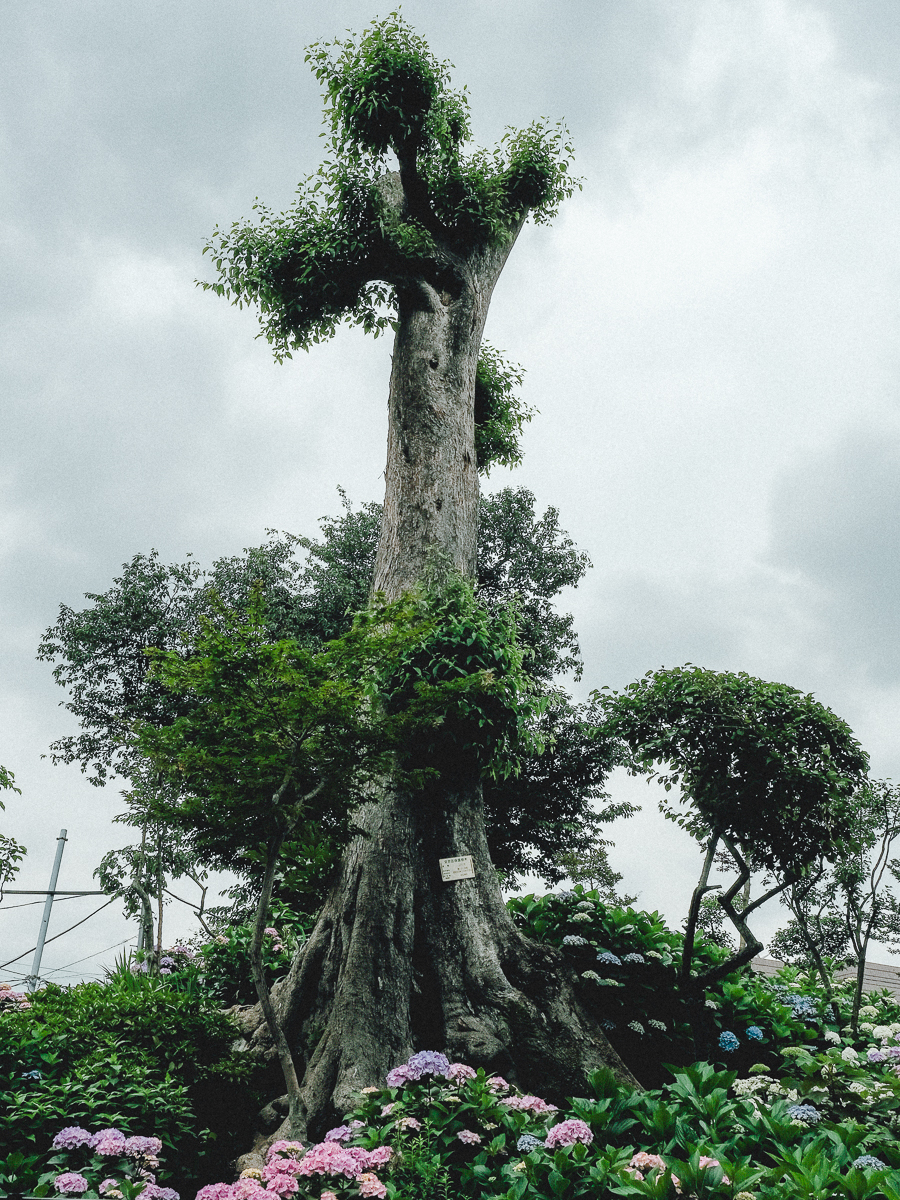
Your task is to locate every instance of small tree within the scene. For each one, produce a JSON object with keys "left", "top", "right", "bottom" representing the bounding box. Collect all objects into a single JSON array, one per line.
[
  {"left": 0, "top": 763, "right": 25, "bottom": 900},
  {"left": 771, "top": 779, "right": 900, "bottom": 1031},
  {"left": 597, "top": 667, "right": 869, "bottom": 999},
  {"left": 135, "top": 583, "right": 534, "bottom": 1136}
]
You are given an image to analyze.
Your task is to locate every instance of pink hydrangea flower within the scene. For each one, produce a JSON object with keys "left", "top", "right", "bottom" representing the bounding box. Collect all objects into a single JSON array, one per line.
[
  {"left": 623, "top": 1167, "right": 644, "bottom": 1180},
  {"left": 446, "top": 1063, "right": 477, "bottom": 1083},
  {"left": 456, "top": 1130, "right": 481, "bottom": 1145},
  {"left": 500, "top": 1095, "right": 558, "bottom": 1116},
  {"left": 631, "top": 1153, "right": 667, "bottom": 1173},
  {"left": 53, "top": 1175, "right": 89, "bottom": 1196},
  {"left": 196, "top": 1183, "right": 235, "bottom": 1200},
  {"left": 355, "top": 1174, "right": 386, "bottom": 1199},
  {"left": 320, "top": 1193, "right": 339, "bottom": 1200},
  {"left": 365, "top": 1147, "right": 392, "bottom": 1167},
  {"left": 295, "top": 1142, "right": 370, "bottom": 1179},
  {"left": 397, "top": 1117, "right": 421, "bottom": 1132},
  {"left": 92, "top": 1128, "right": 127, "bottom": 1155},
  {"left": 698, "top": 1156, "right": 730, "bottom": 1184},
  {"left": 379, "top": 1103, "right": 395, "bottom": 1117},
  {"left": 385, "top": 1065, "right": 415, "bottom": 1087},
  {"left": 544, "top": 1119, "right": 593, "bottom": 1149},
  {"left": 264, "top": 1174, "right": 298, "bottom": 1195},
  {"left": 231, "top": 1181, "right": 267, "bottom": 1200},
  {"left": 486, "top": 1076, "right": 509, "bottom": 1092},
  {"left": 99, "top": 1181, "right": 119, "bottom": 1195}
]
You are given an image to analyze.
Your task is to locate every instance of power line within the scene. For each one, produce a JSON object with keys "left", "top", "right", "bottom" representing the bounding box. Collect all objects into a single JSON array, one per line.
[
  {"left": 0, "top": 893, "right": 92, "bottom": 913},
  {"left": 0, "top": 897, "right": 117, "bottom": 970},
  {"left": 45, "top": 937, "right": 135, "bottom": 976}
]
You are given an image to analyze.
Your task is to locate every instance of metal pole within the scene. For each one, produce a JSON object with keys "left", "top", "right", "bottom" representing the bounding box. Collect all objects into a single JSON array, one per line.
[{"left": 24, "top": 829, "right": 67, "bottom": 992}]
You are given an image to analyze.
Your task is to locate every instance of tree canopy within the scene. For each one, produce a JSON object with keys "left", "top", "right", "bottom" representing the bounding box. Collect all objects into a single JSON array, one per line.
[
  {"left": 200, "top": 13, "right": 578, "bottom": 361},
  {"left": 39, "top": 488, "right": 623, "bottom": 896}
]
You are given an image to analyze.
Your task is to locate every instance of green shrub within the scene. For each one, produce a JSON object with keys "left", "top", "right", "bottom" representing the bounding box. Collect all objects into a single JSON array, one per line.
[{"left": 0, "top": 971, "right": 263, "bottom": 1194}]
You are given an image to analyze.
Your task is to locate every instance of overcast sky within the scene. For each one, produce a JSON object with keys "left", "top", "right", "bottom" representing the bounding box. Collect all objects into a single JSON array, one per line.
[{"left": 3, "top": 0, "right": 900, "bottom": 985}]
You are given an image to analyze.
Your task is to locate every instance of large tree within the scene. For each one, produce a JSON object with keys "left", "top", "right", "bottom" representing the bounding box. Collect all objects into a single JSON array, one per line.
[{"left": 200, "top": 15, "right": 637, "bottom": 1146}]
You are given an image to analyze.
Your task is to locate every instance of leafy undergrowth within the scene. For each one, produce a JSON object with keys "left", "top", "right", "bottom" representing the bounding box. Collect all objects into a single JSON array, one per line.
[{"left": 8, "top": 890, "right": 900, "bottom": 1199}]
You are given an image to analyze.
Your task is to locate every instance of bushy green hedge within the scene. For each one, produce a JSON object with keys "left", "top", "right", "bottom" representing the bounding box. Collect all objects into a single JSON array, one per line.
[{"left": 0, "top": 970, "right": 264, "bottom": 1194}]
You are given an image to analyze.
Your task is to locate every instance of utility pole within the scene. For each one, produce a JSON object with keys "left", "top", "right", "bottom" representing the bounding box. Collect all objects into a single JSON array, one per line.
[{"left": 23, "top": 829, "right": 67, "bottom": 992}]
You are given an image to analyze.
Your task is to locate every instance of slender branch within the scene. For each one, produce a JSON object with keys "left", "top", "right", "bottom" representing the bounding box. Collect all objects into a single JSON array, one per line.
[{"left": 681, "top": 834, "right": 720, "bottom": 983}]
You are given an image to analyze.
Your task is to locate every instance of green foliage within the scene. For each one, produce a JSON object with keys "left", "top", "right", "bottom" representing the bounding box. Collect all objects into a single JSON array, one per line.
[
  {"left": 380, "top": 577, "right": 541, "bottom": 781},
  {"left": 0, "top": 763, "right": 25, "bottom": 892},
  {"left": 189, "top": 900, "right": 312, "bottom": 1007},
  {"left": 473, "top": 344, "right": 534, "bottom": 473},
  {"left": 40, "top": 488, "right": 605, "bottom": 898},
  {"left": 199, "top": 13, "right": 579, "bottom": 359},
  {"left": 0, "top": 973, "right": 262, "bottom": 1192},
  {"left": 596, "top": 666, "right": 868, "bottom": 876}
]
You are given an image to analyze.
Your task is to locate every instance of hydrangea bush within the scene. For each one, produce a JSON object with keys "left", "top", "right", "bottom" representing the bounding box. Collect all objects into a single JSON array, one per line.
[
  {"left": 189, "top": 1045, "right": 900, "bottom": 1200},
  {"left": 40, "top": 1126, "right": 179, "bottom": 1199}
]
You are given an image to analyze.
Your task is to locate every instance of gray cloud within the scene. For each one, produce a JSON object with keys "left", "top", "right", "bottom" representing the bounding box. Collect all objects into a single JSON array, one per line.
[{"left": 6, "top": 0, "right": 900, "bottom": 977}]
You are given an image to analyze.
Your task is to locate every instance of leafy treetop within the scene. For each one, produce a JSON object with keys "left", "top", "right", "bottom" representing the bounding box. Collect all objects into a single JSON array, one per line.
[
  {"left": 199, "top": 12, "right": 579, "bottom": 361},
  {"left": 597, "top": 665, "right": 869, "bottom": 878}
]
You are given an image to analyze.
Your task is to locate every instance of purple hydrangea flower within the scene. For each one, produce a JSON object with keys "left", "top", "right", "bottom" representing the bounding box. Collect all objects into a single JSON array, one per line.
[
  {"left": 596, "top": 952, "right": 622, "bottom": 966},
  {"left": 407, "top": 1051, "right": 451, "bottom": 1078},
  {"left": 456, "top": 1130, "right": 481, "bottom": 1145},
  {"left": 124, "top": 1135, "right": 163, "bottom": 1156},
  {"left": 52, "top": 1127, "right": 94, "bottom": 1151},
  {"left": 562, "top": 935, "right": 588, "bottom": 946},
  {"left": 868, "top": 1048, "right": 887, "bottom": 1063},
  {"left": 324, "top": 1125, "right": 353, "bottom": 1142},
  {"left": 53, "top": 1174, "right": 89, "bottom": 1195},
  {"left": 159, "top": 956, "right": 175, "bottom": 967}
]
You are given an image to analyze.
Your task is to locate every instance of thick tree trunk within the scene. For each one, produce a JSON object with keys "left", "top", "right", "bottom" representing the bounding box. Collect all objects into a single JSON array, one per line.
[
  {"left": 234, "top": 228, "right": 640, "bottom": 1166},
  {"left": 236, "top": 772, "right": 640, "bottom": 1160}
]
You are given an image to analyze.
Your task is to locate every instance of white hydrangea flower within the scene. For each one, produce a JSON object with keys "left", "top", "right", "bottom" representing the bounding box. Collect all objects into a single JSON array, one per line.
[
  {"left": 705, "top": 999, "right": 719, "bottom": 1010},
  {"left": 890, "top": 1023, "right": 900, "bottom": 1034},
  {"left": 860, "top": 1006, "right": 878, "bottom": 1018},
  {"left": 873, "top": 1025, "right": 892, "bottom": 1040},
  {"left": 848, "top": 1081, "right": 869, "bottom": 1095},
  {"left": 860, "top": 1022, "right": 875, "bottom": 1034},
  {"left": 841, "top": 1047, "right": 859, "bottom": 1062},
  {"left": 571, "top": 912, "right": 592, "bottom": 923},
  {"left": 824, "top": 1031, "right": 841, "bottom": 1044},
  {"left": 648, "top": 1019, "right": 666, "bottom": 1032}
]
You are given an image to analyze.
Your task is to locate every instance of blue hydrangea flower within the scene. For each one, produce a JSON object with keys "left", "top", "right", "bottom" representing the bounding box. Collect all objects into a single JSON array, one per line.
[
  {"left": 622, "top": 953, "right": 646, "bottom": 964},
  {"left": 786, "top": 1104, "right": 821, "bottom": 1124},
  {"left": 596, "top": 951, "right": 622, "bottom": 966},
  {"left": 556, "top": 890, "right": 576, "bottom": 901},
  {"left": 718, "top": 1031, "right": 740, "bottom": 1052},
  {"left": 746, "top": 1026, "right": 763, "bottom": 1041},
  {"left": 576, "top": 900, "right": 593, "bottom": 911},
  {"left": 853, "top": 1156, "right": 887, "bottom": 1171},
  {"left": 517, "top": 1134, "right": 544, "bottom": 1152},
  {"left": 20, "top": 1069, "right": 42, "bottom": 1080},
  {"left": 562, "top": 935, "right": 589, "bottom": 946},
  {"left": 600, "top": 1019, "right": 616, "bottom": 1031}
]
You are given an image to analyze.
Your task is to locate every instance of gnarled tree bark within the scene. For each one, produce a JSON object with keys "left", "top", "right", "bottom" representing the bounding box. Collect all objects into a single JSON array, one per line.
[{"left": 234, "top": 185, "right": 639, "bottom": 1168}]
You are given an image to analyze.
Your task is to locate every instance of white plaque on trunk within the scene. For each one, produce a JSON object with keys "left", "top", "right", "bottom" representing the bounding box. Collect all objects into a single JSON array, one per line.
[{"left": 439, "top": 855, "right": 475, "bottom": 881}]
